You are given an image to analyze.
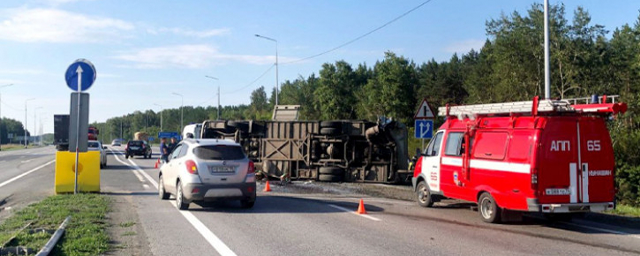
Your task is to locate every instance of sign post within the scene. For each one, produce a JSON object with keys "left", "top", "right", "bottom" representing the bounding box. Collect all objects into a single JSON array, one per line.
[
  {"left": 414, "top": 98, "right": 436, "bottom": 150},
  {"left": 65, "top": 59, "right": 96, "bottom": 194}
]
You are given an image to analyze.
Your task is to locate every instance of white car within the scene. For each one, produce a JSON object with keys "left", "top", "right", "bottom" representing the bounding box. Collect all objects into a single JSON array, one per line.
[
  {"left": 88, "top": 140, "right": 107, "bottom": 168},
  {"left": 158, "top": 139, "right": 256, "bottom": 210}
]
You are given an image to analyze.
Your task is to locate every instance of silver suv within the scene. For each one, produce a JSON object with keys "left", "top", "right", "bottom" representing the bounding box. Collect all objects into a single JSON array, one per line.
[{"left": 158, "top": 139, "right": 256, "bottom": 210}]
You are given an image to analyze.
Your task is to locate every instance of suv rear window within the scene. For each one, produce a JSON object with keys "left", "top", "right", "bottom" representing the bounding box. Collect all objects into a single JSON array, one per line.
[
  {"left": 128, "top": 141, "right": 143, "bottom": 146},
  {"left": 193, "top": 145, "right": 245, "bottom": 160}
]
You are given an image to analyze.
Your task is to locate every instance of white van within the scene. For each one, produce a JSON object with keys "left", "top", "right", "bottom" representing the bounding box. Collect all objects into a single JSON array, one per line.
[{"left": 182, "top": 123, "right": 202, "bottom": 140}]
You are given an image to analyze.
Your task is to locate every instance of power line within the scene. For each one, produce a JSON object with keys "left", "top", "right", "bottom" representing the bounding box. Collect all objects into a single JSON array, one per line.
[
  {"left": 283, "top": 0, "right": 435, "bottom": 64},
  {"left": 197, "top": 64, "right": 276, "bottom": 106},
  {"left": 224, "top": 64, "right": 275, "bottom": 94},
  {"left": 1, "top": 100, "right": 22, "bottom": 111}
]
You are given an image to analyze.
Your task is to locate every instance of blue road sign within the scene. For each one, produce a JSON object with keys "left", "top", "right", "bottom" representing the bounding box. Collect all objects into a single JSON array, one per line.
[
  {"left": 65, "top": 59, "right": 96, "bottom": 91},
  {"left": 148, "top": 137, "right": 155, "bottom": 141},
  {"left": 158, "top": 132, "right": 179, "bottom": 138},
  {"left": 415, "top": 120, "right": 434, "bottom": 139}
]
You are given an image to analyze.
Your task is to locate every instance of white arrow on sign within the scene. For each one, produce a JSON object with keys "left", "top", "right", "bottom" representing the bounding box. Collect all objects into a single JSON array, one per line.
[
  {"left": 419, "top": 121, "right": 431, "bottom": 138},
  {"left": 76, "top": 65, "right": 83, "bottom": 92}
]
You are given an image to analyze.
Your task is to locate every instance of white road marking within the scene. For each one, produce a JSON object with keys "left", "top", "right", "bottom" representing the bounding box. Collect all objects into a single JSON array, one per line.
[
  {"left": 328, "top": 204, "right": 381, "bottom": 221},
  {"left": 561, "top": 221, "right": 640, "bottom": 240},
  {"left": 110, "top": 150, "right": 145, "bottom": 183},
  {"left": 111, "top": 149, "right": 237, "bottom": 256},
  {"left": 143, "top": 184, "right": 150, "bottom": 189},
  {"left": 0, "top": 160, "right": 55, "bottom": 189}
]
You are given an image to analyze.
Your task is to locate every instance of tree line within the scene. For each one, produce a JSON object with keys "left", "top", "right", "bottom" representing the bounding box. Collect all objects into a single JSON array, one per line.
[{"left": 92, "top": 3, "right": 640, "bottom": 206}]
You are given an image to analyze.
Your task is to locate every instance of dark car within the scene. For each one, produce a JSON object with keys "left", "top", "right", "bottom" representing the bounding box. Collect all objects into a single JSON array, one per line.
[{"left": 125, "top": 140, "right": 152, "bottom": 159}]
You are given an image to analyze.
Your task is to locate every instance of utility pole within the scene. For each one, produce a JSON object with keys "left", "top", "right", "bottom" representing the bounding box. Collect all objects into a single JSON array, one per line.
[
  {"left": 544, "top": 0, "right": 551, "bottom": 99},
  {"left": 24, "top": 98, "right": 35, "bottom": 148},
  {"left": 205, "top": 76, "right": 219, "bottom": 119},
  {"left": 154, "top": 103, "right": 163, "bottom": 131},
  {"left": 255, "top": 34, "right": 279, "bottom": 106}
]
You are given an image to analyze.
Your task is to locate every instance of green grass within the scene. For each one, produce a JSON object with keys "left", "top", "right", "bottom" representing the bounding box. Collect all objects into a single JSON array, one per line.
[
  {"left": 608, "top": 204, "right": 640, "bottom": 218},
  {"left": 0, "top": 194, "right": 110, "bottom": 256},
  {"left": 0, "top": 144, "right": 42, "bottom": 151},
  {"left": 119, "top": 221, "right": 135, "bottom": 228},
  {"left": 121, "top": 231, "right": 136, "bottom": 237}
]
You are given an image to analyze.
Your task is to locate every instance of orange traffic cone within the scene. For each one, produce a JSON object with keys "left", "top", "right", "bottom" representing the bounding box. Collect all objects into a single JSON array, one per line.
[
  {"left": 356, "top": 199, "right": 367, "bottom": 214},
  {"left": 154, "top": 161, "right": 158, "bottom": 169},
  {"left": 263, "top": 180, "right": 272, "bottom": 192}
]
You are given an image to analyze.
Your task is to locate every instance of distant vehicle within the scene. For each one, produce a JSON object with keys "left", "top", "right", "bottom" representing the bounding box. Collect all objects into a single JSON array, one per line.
[
  {"left": 125, "top": 140, "right": 152, "bottom": 159},
  {"left": 88, "top": 140, "right": 107, "bottom": 168},
  {"left": 158, "top": 139, "right": 256, "bottom": 210},
  {"left": 412, "top": 96, "right": 627, "bottom": 223},
  {"left": 111, "top": 139, "right": 121, "bottom": 146},
  {"left": 182, "top": 123, "right": 202, "bottom": 139},
  {"left": 88, "top": 126, "right": 99, "bottom": 141}
]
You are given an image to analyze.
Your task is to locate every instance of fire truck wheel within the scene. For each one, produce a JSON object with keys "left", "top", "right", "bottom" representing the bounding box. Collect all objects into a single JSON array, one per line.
[
  {"left": 318, "top": 174, "right": 342, "bottom": 182},
  {"left": 320, "top": 121, "right": 342, "bottom": 129},
  {"left": 319, "top": 167, "right": 344, "bottom": 176},
  {"left": 320, "top": 128, "right": 340, "bottom": 135},
  {"left": 416, "top": 181, "right": 434, "bottom": 207},
  {"left": 478, "top": 192, "right": 502, "bottom": 223}
]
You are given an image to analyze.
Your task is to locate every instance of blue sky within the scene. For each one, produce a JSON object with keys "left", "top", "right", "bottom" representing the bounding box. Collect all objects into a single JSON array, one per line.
[{"left": 0, "top": 0, "right": 638, "bottom": 133}]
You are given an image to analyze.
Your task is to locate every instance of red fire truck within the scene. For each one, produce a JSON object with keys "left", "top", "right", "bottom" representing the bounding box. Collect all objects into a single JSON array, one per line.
[{"left": 412, "top": 95, "right": 627, "bottom": 223}]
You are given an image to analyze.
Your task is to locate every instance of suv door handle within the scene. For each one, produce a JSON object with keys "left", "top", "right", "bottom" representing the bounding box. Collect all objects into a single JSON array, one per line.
[{"left": 432, "top": 166, "right": 438, "bottom": 168}]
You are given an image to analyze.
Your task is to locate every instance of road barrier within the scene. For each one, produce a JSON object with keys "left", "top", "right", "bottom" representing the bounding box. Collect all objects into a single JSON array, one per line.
[{"left": 54, "top": 151, "right": 100, "bottom": 193}]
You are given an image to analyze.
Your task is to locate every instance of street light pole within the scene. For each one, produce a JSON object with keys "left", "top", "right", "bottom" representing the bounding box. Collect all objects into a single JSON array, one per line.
[
  {"left": 205, "top": 76, "right": 220, "bottom": 120},
  {"left": 154, "top": 103, "right": 163, "bottom": 132},
  {"left": 172, "top": 92, "right": 184, "bottom": 132},
  {"left": 255, "top": 34, "right": 279, "bottom": 106},
  {"left": 24, "top": 98, "right": 35, "bottom": 148},
  {"left": 0, "top": 83, "right": 13, "bottom": 151},
  {"left": 33, "top": 107, "right": 42, "bottom": 146}
]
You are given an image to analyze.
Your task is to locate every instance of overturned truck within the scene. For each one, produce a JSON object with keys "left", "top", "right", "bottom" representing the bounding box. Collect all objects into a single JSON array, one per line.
[{"left": 199, "top": 118, "right": 410, "bottom": 183}]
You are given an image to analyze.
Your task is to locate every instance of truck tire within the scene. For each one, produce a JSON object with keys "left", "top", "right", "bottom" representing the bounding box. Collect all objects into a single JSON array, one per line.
[
  {"left": 416, "top": 181, "right": 434, "bottom": 207},
  {"left": 320, "top": 128, "right": 340, "bottom": 135},
  {"left": 478, "top": 192, "right": 501, "bottom": 223},
  {"left": 318, "top": 174, "right": 342, "bottom": 182},
  {"left": 319, "top": 167, "right": 344, "bottom": 176},
  {"left": 320, "top": 121, "right": 342, "bottom": 129}
]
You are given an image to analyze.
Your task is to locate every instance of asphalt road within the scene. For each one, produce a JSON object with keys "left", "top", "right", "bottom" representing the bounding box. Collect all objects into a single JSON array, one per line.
[
  {"left": 0, "top": 146, "right": 56, "bottom": 220},
  {"left": 1, "top": 145, "right": 640, "bottom": 255},
  {"left": 101, "top": 145, "right": 640, "bottom": 256}
]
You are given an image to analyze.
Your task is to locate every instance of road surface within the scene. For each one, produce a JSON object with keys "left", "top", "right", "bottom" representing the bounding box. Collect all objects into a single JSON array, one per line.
[{"left": 1, "top": 145, "right": 639, "bottom": 255}]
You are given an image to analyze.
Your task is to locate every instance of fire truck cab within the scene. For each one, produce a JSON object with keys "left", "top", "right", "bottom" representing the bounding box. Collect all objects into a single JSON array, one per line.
[{"left": 412, "top": 96, "right": 627, "bottom": 223}]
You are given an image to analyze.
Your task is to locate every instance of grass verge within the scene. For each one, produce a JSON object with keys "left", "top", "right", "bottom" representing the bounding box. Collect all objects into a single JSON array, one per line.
[
  {"left": 608, "top": 204, "right": 640, "bottom": 218},
  {"left": 0, "top": 144, "right": 42, "bottom": 151},
  {"left": 0, "top": 194, "right": 110, "bottom": 256}
]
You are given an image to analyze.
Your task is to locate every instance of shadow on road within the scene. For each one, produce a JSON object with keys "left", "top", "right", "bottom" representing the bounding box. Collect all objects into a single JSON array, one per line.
[{"left": 187, "top": 195, "right": 384, "bottom": 214}]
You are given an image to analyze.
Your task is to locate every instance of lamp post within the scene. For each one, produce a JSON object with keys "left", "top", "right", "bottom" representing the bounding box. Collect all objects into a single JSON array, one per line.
[
  {"left": 205, "top": 76, "right": 220, "bottom": 120},
  {"left": 24, "top": 98, "right": 35, "bottom": 148},
  {"left": 255, "top": 34, "right": 279, "bottom": 106},
  {"left": 154, "top": 103, "right": 163, "bottom": 132},
  {"left": 33, "top": 107, "right": 43, "bottom": 146},
  {"left": 172, "top": 92, "right": 184, "bottom": 132},
  {"left": 0, "top": 83, "right": 13, "bottom": 151}
]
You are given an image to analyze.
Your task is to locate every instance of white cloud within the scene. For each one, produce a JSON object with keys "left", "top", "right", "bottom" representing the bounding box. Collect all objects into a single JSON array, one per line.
[
  {"left": 113, "top": 44, "right": 295, "bottom": 69},
  {"left": 444, "top": 39, "right": 485, "bottom": 54},
  {"left": 147, "top": 27, "right": 230, "bottom": 38},
  {"left": 0, "top": 8, "right": 134, "bottom": 43}
]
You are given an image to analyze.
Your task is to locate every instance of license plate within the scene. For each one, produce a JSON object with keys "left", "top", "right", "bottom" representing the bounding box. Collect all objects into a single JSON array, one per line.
[
  {"left": 545, "top": 188, "right": 571, "bottom": 195},
  {"left": 208, "top": 165, "right": 236, "bottom": 174},
  {"left": 130, "top": 147, "right": 140, "bottom": 150}
]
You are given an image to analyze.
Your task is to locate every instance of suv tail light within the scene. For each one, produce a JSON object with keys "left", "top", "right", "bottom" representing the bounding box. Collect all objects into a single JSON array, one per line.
[
  {"left": 185, "top": 160, "right": 198, "bottom": 174},
  {"left": 245, "top": 161, "right": 255, "bottom": 183},
  {"left": 531, "top": 167, "right": 538, "bottom": 196}
]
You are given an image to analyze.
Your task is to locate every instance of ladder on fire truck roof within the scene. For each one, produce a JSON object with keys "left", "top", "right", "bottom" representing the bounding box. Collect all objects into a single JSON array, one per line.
[
  {"left": 438, "top": 95, "right": 625, "bottom": 117},
  {"left": 438, "top": 99, "right": 573, "bottom": 117}
]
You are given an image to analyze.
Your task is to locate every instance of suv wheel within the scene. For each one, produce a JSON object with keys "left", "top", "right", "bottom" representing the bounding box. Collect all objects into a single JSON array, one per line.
[
  {"left": 176, "top": 181, "right": 189, "bottom": 210},
  {"left": 240, "top": 200, "right": 255, "bottom": 209},
  {"left": 159, "top": 175, "right": 169, "bottom": 200}
]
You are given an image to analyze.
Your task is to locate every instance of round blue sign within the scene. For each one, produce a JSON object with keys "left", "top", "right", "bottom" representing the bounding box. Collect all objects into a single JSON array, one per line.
[{"left": 65, "top": 59, "right": 96, "bottom": 91}]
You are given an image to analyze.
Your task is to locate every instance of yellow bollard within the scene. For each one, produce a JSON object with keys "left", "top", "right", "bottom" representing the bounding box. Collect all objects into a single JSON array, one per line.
[{"left": 54, "top": 151, "right": 100, "bottom": 193}]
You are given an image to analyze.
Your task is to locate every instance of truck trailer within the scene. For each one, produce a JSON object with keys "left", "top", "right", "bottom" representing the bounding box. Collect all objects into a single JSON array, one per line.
[{"left": 199, "top": 118, "right": 410, "bottom": 183}]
